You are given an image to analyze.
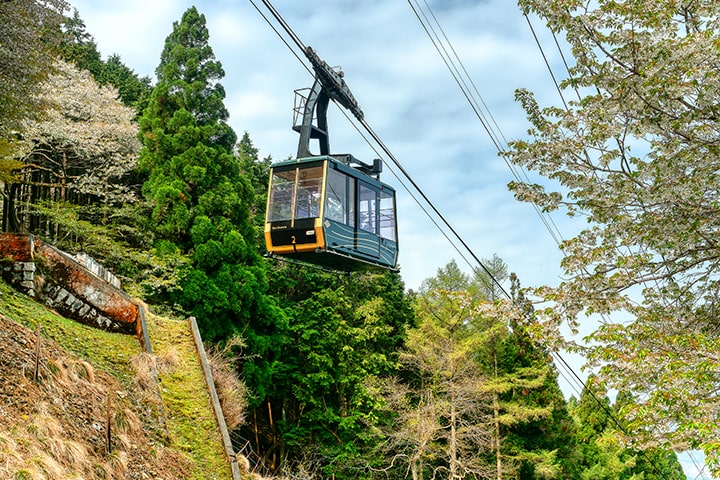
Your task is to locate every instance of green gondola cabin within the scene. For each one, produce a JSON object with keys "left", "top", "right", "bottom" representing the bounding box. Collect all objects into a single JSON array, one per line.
[
  {"left": 264, "top": 46, "right": 399, "bottom": 271},
  {"left": 265, "top": 154, "right": 398, "bottom": 271}
]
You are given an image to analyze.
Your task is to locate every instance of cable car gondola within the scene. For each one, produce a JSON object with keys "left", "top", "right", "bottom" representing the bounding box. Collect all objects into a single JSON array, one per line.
[{"left": 264, "top": 47, "right": 399, "bottom": 271}]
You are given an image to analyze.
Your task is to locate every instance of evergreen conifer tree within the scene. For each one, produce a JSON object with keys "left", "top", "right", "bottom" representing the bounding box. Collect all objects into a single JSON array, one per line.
[
  {"left": 61, "top": 10, "right": 151, "bottom": 109},
  {"left": 569, "top": 383, "right": 685, "bottom": 479},
  {"left": 137, "top": 6, "right": 277, "bottom": 340}
]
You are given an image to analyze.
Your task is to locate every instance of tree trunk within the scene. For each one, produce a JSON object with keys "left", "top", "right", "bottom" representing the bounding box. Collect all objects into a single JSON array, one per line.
[
  {"left": 494, "top": 391, "right": 502, "bottom": 480},
  {"left": 494, "top": 350, "right": 502, "bottom": 480},
  {"left": 450, "top": 399, "right": 458, "bottom": 479}
]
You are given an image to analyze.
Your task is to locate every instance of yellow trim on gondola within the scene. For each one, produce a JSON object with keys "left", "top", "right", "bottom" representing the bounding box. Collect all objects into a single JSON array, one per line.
[{"left": 266, "top": 219, "right": 325, "bottom": 255}]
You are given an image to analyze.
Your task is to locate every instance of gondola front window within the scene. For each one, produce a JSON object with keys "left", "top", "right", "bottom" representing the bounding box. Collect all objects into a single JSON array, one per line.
[
  {"left": 295, "top": 166, "right": 323, "bottom": 219},
  {"left": 267, "top": 169, "right": 296, "bottom": 222}
]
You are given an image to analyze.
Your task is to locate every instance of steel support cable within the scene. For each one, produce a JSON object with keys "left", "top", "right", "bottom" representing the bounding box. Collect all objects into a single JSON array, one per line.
[
  {"left": 411, "top": 0, "right": 566, "bottom": 253},
  {"left": 337, "top": 108, "right": 484, "bottom": 287},
  {"left": 248, "top": 0, "right": 311, "bottom": 77},
  {"left": 410, "top": 0, "right": 565, "bottom": 249},
  {"left": 526, "top": 13, "right": 709, "bottom": 479},
  {"left": 407, "top": 0, "right": 502, "bottom": 153},
  {"left": 524, "top": 3, "right": 646, "bottom": 441},
  {"left": 258, "top": 0, "right": 307, "bottom": 54},
  {"left": 417, "top": 0, "right": 509, "bottom": 150},
  {"left": 406, "top": 0, "right": 567, "bottom": 288},
  {"left": 248, "top": 2, "right": 630, "bottom": 466},
  {"left": 408, "top": 5, "right": 668, "bottom": 473},
  {"left": 407, "top": 0, "right": 568, "bottom": 287},
  {"left": 358, "top": 116, "right": 510, "bottom": 297}
]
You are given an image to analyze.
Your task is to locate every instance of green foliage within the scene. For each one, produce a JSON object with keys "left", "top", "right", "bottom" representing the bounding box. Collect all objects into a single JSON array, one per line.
[
  {"left": 507, "top": 1, "right": 720, "bottom": 470},
  {"left": 0, "top": 0, "right": 66, "bottom": 134},
  {"left": 568, "top": 384, "right": 685, "bottom": 480},
  {"left": 377, "top": 259, "right": 578, "bottom": 479},
  {"left": 135, "top": 6, "right": 275, "bottom": 344},
  {"left": 239, "top": 267, "right": 414, "bottom": 478},
  {"left": 236, "top": 132, "right": 272, "bottom": 245},
  {"left": 61, "top": 9, "right": 152, "bottom": 110},
  {"left": 0, "top": 0, "right": 66, "bottom": 161}
]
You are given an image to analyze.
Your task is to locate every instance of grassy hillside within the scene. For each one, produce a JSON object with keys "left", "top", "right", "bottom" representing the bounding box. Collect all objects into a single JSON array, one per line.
[{"left": 0, "top": 278, "right": 231, "bottom": 479}]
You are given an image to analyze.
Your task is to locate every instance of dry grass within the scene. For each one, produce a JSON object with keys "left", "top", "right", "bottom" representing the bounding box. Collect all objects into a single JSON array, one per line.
[
  {"left": 0, "top": 283, "right": 193, "bottom": 479},
  {"left": 129, "top": 351, "right": 158, "bottom": 392},
  {"left": 208, "top": 334, "right": 249, "bottom": 431}
]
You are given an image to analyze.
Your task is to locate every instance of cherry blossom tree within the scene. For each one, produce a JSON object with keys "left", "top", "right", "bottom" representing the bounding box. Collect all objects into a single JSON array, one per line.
[
  {"left": 9, "top": 59, "right": 139, "bottom": 236},
  {"left": 505, "top": 0, "right": 720, "bottom": 472}
]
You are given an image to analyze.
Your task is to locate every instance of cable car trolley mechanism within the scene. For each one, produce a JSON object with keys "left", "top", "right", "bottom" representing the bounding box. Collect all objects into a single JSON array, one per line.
[{"left": 264, "top": 47, "right": 399, "bottom": 271}]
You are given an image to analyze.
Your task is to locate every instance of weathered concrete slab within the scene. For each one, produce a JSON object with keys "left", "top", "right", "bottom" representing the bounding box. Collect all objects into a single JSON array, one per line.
[
  {"left": 34, "top": 240, "right": 140, "bottom": 336},
  {"left": 0, "top": 234, "right": 143, "bottom": 345}
]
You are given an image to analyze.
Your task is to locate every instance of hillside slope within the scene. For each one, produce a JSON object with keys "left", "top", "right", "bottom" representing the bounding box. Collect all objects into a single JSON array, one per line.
[{"left": 0, "top": 278, "right": 231, "bottom": 479}]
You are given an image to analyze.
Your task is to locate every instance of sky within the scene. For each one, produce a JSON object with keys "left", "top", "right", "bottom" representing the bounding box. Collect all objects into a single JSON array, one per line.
[{"left": 64, "top": 1, "right": 709, "bottom": 477}]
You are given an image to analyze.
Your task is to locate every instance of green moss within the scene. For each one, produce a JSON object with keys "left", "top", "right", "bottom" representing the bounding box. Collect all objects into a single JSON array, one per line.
[
  {"left": 0, "top": 280, "right": 138, "bottom": 384},
  {"left": 146, "top": 313, "right": 230, "bottom": 479}
]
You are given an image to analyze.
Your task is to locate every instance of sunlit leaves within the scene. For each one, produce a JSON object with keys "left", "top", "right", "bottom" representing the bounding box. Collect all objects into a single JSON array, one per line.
[{"left": 509, "top": 0, "right": 720, "bottom": 471}]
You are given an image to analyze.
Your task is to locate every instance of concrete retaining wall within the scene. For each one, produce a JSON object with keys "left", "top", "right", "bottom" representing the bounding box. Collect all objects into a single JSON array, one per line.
[{"left": 0, "top": 233, "right": 143, "bottom": 344}]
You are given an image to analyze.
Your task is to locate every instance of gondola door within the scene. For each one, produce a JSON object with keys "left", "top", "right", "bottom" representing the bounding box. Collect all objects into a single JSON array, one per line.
[{"left": 266, "top": 162, "right": 325, "bottom": 255}]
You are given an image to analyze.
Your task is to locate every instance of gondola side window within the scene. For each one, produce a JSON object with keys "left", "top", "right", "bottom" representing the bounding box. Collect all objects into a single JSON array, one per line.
[
  {"left": 294, "top": 166, "right": 323, "bottom": 219},
  {"left": 359, "top": 183, "right": 377, "bottom": 234},
  {"left": 326, "top": 168, "right": 348, "bottom": 224},
  {"left": 379, "top": 188, "right": 396, "bottom": 241},
  {"left": 325, "top": 168, "right": 356, "bottom": 227},
  {"left": 268, "top": 169, "right": 296, "bottom": 222}
]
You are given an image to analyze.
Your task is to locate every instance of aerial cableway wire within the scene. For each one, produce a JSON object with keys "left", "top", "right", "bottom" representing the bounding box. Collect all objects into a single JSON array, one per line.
[
  {"left": 338, "top": 110, "right": 484, "bottom": 286},
  {"left": 409, "top": 0, "right": 594, "bottom": 406},
  {"left": 249, "top": 0, "right": 593, "bottom": 440},
  {"left": 411, "top": 4, "right": 681, "bottom": 478},
  {"left": 408, "top": 0, "right": 565, "bottom": 249},
  {"left": 250, "top": 0, "right": 511, "bottom": 299}
]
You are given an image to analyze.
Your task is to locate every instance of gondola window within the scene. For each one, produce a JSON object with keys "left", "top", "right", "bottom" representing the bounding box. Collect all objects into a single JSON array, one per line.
[
  {"left": 359, "top": 183, "right": 377, "bottom": 234},
  {"left": 294, "top": 166, "right": 323, "bottom": 220},
  {"left": 379, "top": 188, "right": 396, "bottom": 241},
  {"left": 268, "top": 169, "right": 296, "bottom": 222}
]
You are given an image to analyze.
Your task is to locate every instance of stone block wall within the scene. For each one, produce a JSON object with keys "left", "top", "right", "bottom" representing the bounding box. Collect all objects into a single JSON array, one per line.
[{"left": 2, "top": 261, "right": 36, "bottom": 297}]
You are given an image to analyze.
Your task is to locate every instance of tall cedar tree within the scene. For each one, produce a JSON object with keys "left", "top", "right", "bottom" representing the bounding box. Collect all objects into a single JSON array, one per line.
[{"left": 137, "top": 6, "right": 277, "bottom": 340}]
